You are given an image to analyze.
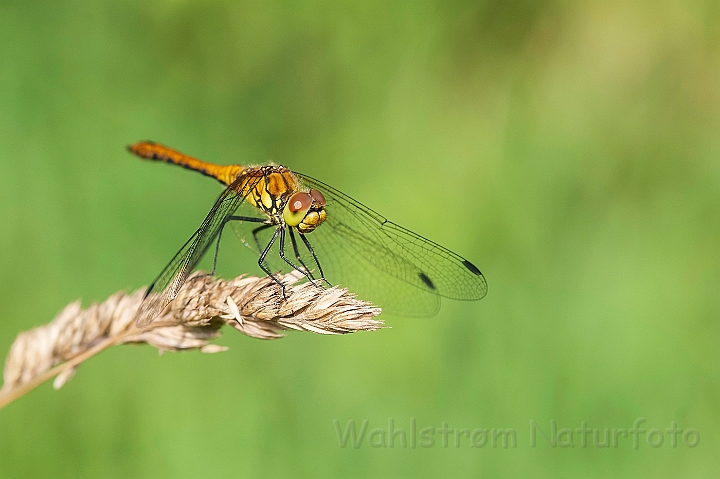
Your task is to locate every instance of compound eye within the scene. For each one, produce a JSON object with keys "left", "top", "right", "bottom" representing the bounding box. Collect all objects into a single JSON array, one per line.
[
  {"left": 289, "top": 192, "right": 312, "bottom": 213},
  {"left": 283, "top": 192, "right": 313, "bottom": 227},
  {"left": 310, "top": 189, "right": 326, "bottom": 206}
]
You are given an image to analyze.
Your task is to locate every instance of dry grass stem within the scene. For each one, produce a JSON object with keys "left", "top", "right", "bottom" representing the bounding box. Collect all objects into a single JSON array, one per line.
[{"left": 0, "top": 272, "right": 382, "bottom": 408}]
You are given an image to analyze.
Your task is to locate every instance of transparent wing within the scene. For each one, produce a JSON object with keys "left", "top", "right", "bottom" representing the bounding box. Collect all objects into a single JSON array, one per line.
[
  {"left": 228, "top": 209, "right": 284, "bottom": 271},
  {"left": 297, "top": 173, "right": 487, "bottom": 301},
  {"left": 234, "top": 173, "right": 488, "bottom": 316},
  {"left": 227, "top": 207, "right": 441, "bottom": 315},
  {"left": 135, "top": 174, "right": 262, "bottom": 326}
]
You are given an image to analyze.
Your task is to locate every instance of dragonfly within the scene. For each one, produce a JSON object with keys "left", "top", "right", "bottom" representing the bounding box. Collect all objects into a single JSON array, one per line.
[{"left": 128, "top": 141, "right": 487, "bottom": 325}]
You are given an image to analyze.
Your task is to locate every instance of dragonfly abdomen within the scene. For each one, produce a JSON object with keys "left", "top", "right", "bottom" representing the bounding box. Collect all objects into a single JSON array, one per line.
[{"left": 128, "top": 141, "right": 244, "bottom": 186}]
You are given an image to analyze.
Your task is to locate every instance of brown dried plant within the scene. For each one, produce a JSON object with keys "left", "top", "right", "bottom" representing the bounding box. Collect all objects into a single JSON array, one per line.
[{"left": 0, "top": 271, "right": 383, "bottom": 409}]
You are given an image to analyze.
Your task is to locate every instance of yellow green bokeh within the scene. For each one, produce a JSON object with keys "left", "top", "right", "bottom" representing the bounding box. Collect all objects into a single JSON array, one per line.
[{"left": 1, "top": 1, "right": 718, "bottom": 477}]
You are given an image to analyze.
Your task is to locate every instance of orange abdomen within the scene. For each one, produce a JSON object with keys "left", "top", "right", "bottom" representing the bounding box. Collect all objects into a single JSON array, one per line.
[{"left": 128, "top": 141, "right": 244, "bottom": 186}]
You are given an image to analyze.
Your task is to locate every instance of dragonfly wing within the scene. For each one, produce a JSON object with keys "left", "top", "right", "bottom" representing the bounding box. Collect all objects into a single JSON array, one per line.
[
  {"left": 228, "top": 213, "right": 286, "bottom": 273},
  {"left": 308, "top": 221, "right": 444, "bottom": 316},
  {"left": 228, "top": 213, "right": 438, "bottom": 315},
  {"left": 295, "top": 173, "right": 487, "bottom": 314},
  {"left": 135, "top": 174, "right": 261, "bottom": 326}
]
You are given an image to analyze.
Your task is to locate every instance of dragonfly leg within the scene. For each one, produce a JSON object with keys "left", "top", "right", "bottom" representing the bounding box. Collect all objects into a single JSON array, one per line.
[
  {"left": 299, "top": 233, "right": 329, "bottom": 286},
  {"left": 258, "top": 227, "right": 287, "bottom": 296},
  {"left": 251, "top": 223, "right": 273, "bottom": 252},
  {"left": 210, "top": 215, "right": 267, "bottom": 276},
  {"left": 279, "top": 227, "right": 315, "bottom": 283},
  {"left": 287, "top": 228, "right": 316, "bottom": 281}
]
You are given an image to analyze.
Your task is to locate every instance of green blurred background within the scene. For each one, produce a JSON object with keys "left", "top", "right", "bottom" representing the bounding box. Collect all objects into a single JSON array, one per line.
[{"left": 1, "top": 0, "right": 718, "bottom": 477}]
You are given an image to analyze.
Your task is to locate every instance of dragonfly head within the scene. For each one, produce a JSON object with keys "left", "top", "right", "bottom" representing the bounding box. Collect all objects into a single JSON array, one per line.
[{"left": 283, "top": 189, "right": 327, "bottom": 233}]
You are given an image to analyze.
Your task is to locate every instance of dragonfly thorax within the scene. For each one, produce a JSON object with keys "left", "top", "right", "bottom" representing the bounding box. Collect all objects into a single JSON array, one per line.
[
  {"left": 242, "top": 166, "right": 297, "bottom": 218},
  {"left": 243, "top": 166, "right": 327, "bottom": 233}
]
